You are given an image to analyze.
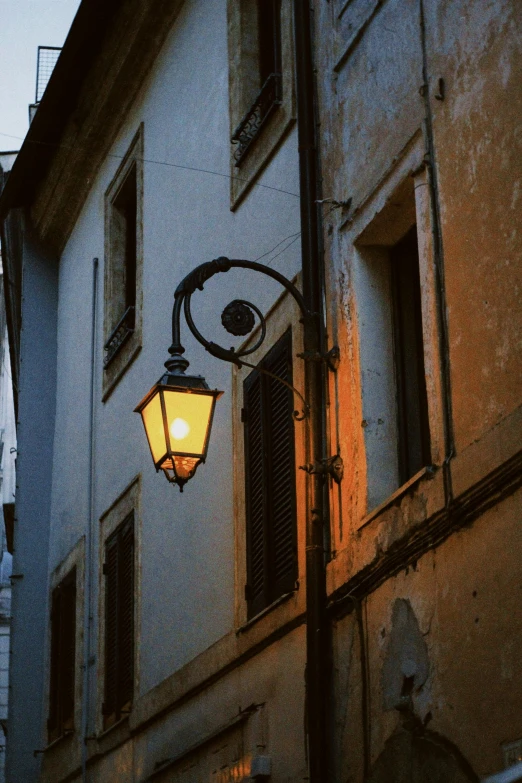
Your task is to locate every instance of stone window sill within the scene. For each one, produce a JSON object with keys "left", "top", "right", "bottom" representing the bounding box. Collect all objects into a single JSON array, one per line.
[
  {"left": 358, "top": 465, "right": 436, "bottom": 531},
  {"left": 236, "top": 588, "right": 297, "bottom": 636}
]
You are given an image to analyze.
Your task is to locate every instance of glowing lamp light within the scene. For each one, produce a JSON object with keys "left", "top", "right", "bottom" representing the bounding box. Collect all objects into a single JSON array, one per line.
[{"left": 134, "top": 371, "right": 223, "bottom": 491}]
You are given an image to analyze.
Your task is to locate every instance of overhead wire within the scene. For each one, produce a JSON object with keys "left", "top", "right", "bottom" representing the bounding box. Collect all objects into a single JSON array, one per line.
[{"left": 0, "top": 131, "right": 300, "bottom": 199}]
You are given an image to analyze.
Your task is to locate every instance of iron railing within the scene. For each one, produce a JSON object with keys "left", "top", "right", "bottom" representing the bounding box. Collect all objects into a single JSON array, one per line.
[
  {"left": 231, "top": 72, "right": 282, "bottom": 166},
  {"left": 104, "top": 306, "right": 135, "bottom": 367},
  {"left": 35, "top": 46, "right": 62, "bottom": 103}
]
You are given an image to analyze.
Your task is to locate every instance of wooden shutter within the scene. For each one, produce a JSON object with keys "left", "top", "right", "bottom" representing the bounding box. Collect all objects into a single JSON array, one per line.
[
  {"left": 265, "top": 334, "right": 297, "bottom": 598},
  {"left": 244, "top": 330, "right": 297, "bottom": 618},
  {"left": 48, "top": 569, "right": 76, "bottom": 741},
  {"left": 104, "top": 513, "right": 134, "bottom": 725},
  {"left": 48, "top": 585, "right": 62, "bottom": 739},
  {"left": 61, "top": 572, "right": 77, "bottom": 730},
  {"left": 118, "top": 515, "right": 134, "bottom": 709},
  {"left": 244, "top": 371, "right": 267, "bottom": 616}
]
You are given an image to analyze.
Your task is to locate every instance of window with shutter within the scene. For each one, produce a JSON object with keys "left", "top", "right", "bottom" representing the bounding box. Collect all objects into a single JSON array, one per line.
[
  {"left": 103, "top": 512, "right": 134, "bottom": 728},
  {"left": 243, "top": 329, "right": 297, "bottom": 618},
  {"left": 48, "top": 568, "right": 76, "bottom": 742}
]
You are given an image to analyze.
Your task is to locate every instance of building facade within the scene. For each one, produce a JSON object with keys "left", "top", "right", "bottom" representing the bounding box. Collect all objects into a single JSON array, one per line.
[
  {"left": 0, "top": 1, "right": 520, "bottom": 782},
  {"left": 0, "top": 152, "right": 16, "bottom": 783}
]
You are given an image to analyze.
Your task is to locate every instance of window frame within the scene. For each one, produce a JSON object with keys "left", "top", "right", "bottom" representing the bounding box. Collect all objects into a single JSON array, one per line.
[
  {"left": 336, "top": 136, "right": 446, "bottom": 526},
  {"left": 102, "top": 512, "right": 134, "bottom": 728},
  {"left": 46, "top": 538, "right": 85, "bottom": 747},
  {"left": 48, "top": 568, "right": 77, "bottom": 743},
  {"left": 103, "top": 125, "right": 144, "bottom": 400},
  {"left": 98, "top": 476, "right": 140, "bottom": 732},
  {"left": 227, "top": 0, "right": 296, "bottom": 208}
]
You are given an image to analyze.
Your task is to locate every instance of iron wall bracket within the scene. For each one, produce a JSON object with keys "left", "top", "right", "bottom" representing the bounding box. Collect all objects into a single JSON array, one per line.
[
  {"left": 300, "top": 454, "right": 344, "bottom": 484},
  {"left": 297, "top": 345, "right": 340, "bottom": 372}
]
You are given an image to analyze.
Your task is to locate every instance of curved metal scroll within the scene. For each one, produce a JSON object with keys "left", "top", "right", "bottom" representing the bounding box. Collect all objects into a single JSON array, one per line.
[{"left": 166, "top": 256, "right": 314, "bottom": 419}]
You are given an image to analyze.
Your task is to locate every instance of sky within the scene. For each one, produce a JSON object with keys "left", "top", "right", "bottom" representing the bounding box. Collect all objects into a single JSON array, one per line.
[{"left": 0, "top": 0, "right": 81, "bottom": 152}]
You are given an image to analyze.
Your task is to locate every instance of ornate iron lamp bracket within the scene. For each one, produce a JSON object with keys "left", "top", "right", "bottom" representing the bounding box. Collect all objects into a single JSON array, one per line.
[{"left": 166, "top": 256, "right": 319, "bottom": 419}]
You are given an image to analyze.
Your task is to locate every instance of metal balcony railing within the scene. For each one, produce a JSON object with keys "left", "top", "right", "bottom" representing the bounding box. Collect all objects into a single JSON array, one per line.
[
  {"left": 35, "top": 46, "right": 62, "bottom": 103},
  {"left": 231, "top": 72, "right": 282, "bottom": 166},
  {"left": 104, "top": 306, "right": 135, "bottom": 367}
]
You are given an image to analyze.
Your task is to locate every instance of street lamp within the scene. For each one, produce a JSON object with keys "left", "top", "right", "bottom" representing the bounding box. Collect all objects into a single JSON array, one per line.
[{"left": 135, "top": 256, "right": 342, "bottom": 491}]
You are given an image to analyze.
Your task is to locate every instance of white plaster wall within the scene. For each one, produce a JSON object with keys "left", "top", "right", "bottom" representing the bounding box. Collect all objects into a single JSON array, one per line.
[
  {"left": 49, "top": 0, "right": 301, "bottom": 705},
  {"left": 7, "top": 230, "right": 57, "bottom": 783}
]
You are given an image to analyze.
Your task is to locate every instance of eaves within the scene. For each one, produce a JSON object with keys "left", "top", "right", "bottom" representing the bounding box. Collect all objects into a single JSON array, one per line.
[{"left": 0, "top": 0, "right": 185, "bottom": 255}]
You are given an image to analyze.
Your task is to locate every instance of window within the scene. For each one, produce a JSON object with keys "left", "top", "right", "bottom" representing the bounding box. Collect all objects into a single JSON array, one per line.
[
  {"left": 108, "top": 163, "right": 137, "bottom": 346},
  {"left": 48, "top": 569, "right": 76, "bottom": 742},
  {"left": 258, "top": 0, "right": 282, "bottom": 87},
  {"left": 103, "top": 512, "right": 134, "bottom": 728},
  {"left": 243, "top": 330, "right": 297, "bottom": 618},
  {"left": 354, "top": 174, "right": 432, "bottom": 511},
  {"left": 103, "top": 125, "right": 143, "bottom": 399},
  {"left": 231, "top": 0, "right": 282, "bottom": 167},
  {"left": 390, "top": 226, "right": 431, "bottom": 485},
  {"left": 227, "top": 0, "right": 296, "bottom": 207}
]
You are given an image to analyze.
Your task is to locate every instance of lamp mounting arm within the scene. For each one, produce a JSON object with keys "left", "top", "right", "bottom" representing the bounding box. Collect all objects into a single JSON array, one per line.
[{"left": 167, "top": 256, "right": 315, "bottom": 374}]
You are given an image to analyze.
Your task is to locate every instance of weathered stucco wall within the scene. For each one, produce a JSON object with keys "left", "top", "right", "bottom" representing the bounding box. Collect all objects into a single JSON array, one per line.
[
  {"left": 424, "top": 0, "right": 522, "bottom": 451},
  {"left": 316, "top": 0, "right": 522, "bottom": 779},
  {"left": 333, "top": 490, "right": 522, "bottom": 779}
]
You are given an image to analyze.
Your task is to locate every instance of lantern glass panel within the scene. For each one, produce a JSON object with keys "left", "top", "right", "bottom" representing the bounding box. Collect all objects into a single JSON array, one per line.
[
  {"left": 163, "top": 390, "right": 214, "bottom": 456},
  {"left": 141, "top": 391, "right": 166, "bottom": 463}
]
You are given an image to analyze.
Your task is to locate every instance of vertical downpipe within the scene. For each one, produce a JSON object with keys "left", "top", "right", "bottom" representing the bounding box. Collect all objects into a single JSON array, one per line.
[
  {"left": 419, "top": 0, "right": 455, "bottom": 507},
  {"left": 293, "top": 3, "right": 330, "bottom": 781},
  {"left": 82, "top": 257, "right": 98, "bottom": 782}
]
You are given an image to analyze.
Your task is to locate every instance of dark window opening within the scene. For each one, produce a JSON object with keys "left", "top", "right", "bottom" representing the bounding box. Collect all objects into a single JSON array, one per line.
[
  {"left": 390, "top": 226, "right": 431, "bottom": 484},
  {"left": 103, "top": 513, "right": 134, "bottom": 728},
  {"left": 243, "top": 329, "right": 297, "bottom": 619},
  {"left": 231, "top": 0, "right": 282, "bottom": 166},
  {"left": 113, "top": 163, "right": 137, "bottom": 317},
  {"left": 257, "top": 0, "right": 282, "bottom": 87},
  {"left": 104, "top": 164, "right": 137, "bottom": 366},
  {"left": 48, "top": 568, "right": 76, "bottom": 742}
]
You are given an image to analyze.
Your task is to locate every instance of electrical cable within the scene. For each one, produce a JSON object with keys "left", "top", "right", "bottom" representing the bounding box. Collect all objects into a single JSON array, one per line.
[{"left": 0, "top": 131, "right": 299, "bottom": 199}]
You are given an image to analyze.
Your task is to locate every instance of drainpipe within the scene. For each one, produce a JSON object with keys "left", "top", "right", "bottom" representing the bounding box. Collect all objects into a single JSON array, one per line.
[
  {"left": 81, "top": 257, "right": 99, "bottom": 782},
  {"left": 419, "top": 0, "right": 455, "bottom": 507},
  {"left": 293, "top": 3, "right": 330, "bottom": 781}
]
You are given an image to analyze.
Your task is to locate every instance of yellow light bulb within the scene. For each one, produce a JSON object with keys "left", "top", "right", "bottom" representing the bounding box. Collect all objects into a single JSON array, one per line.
[{"left": 170, "top": 417, "right": 190, "bottom": 440}]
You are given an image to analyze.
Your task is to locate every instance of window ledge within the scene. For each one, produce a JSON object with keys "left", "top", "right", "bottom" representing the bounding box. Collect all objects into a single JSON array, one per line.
[
  {"left": 236, "top": 589, "right": 297, "bottom": 635},
  {"left": 38, "top": 729, "right": 74, "bottom": 755},
  {"left": 97, "top": 713, "right": 130, "bottom": 742},
  {"left": 358, "top": 465, "right": 437, "bottom": 531}
]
